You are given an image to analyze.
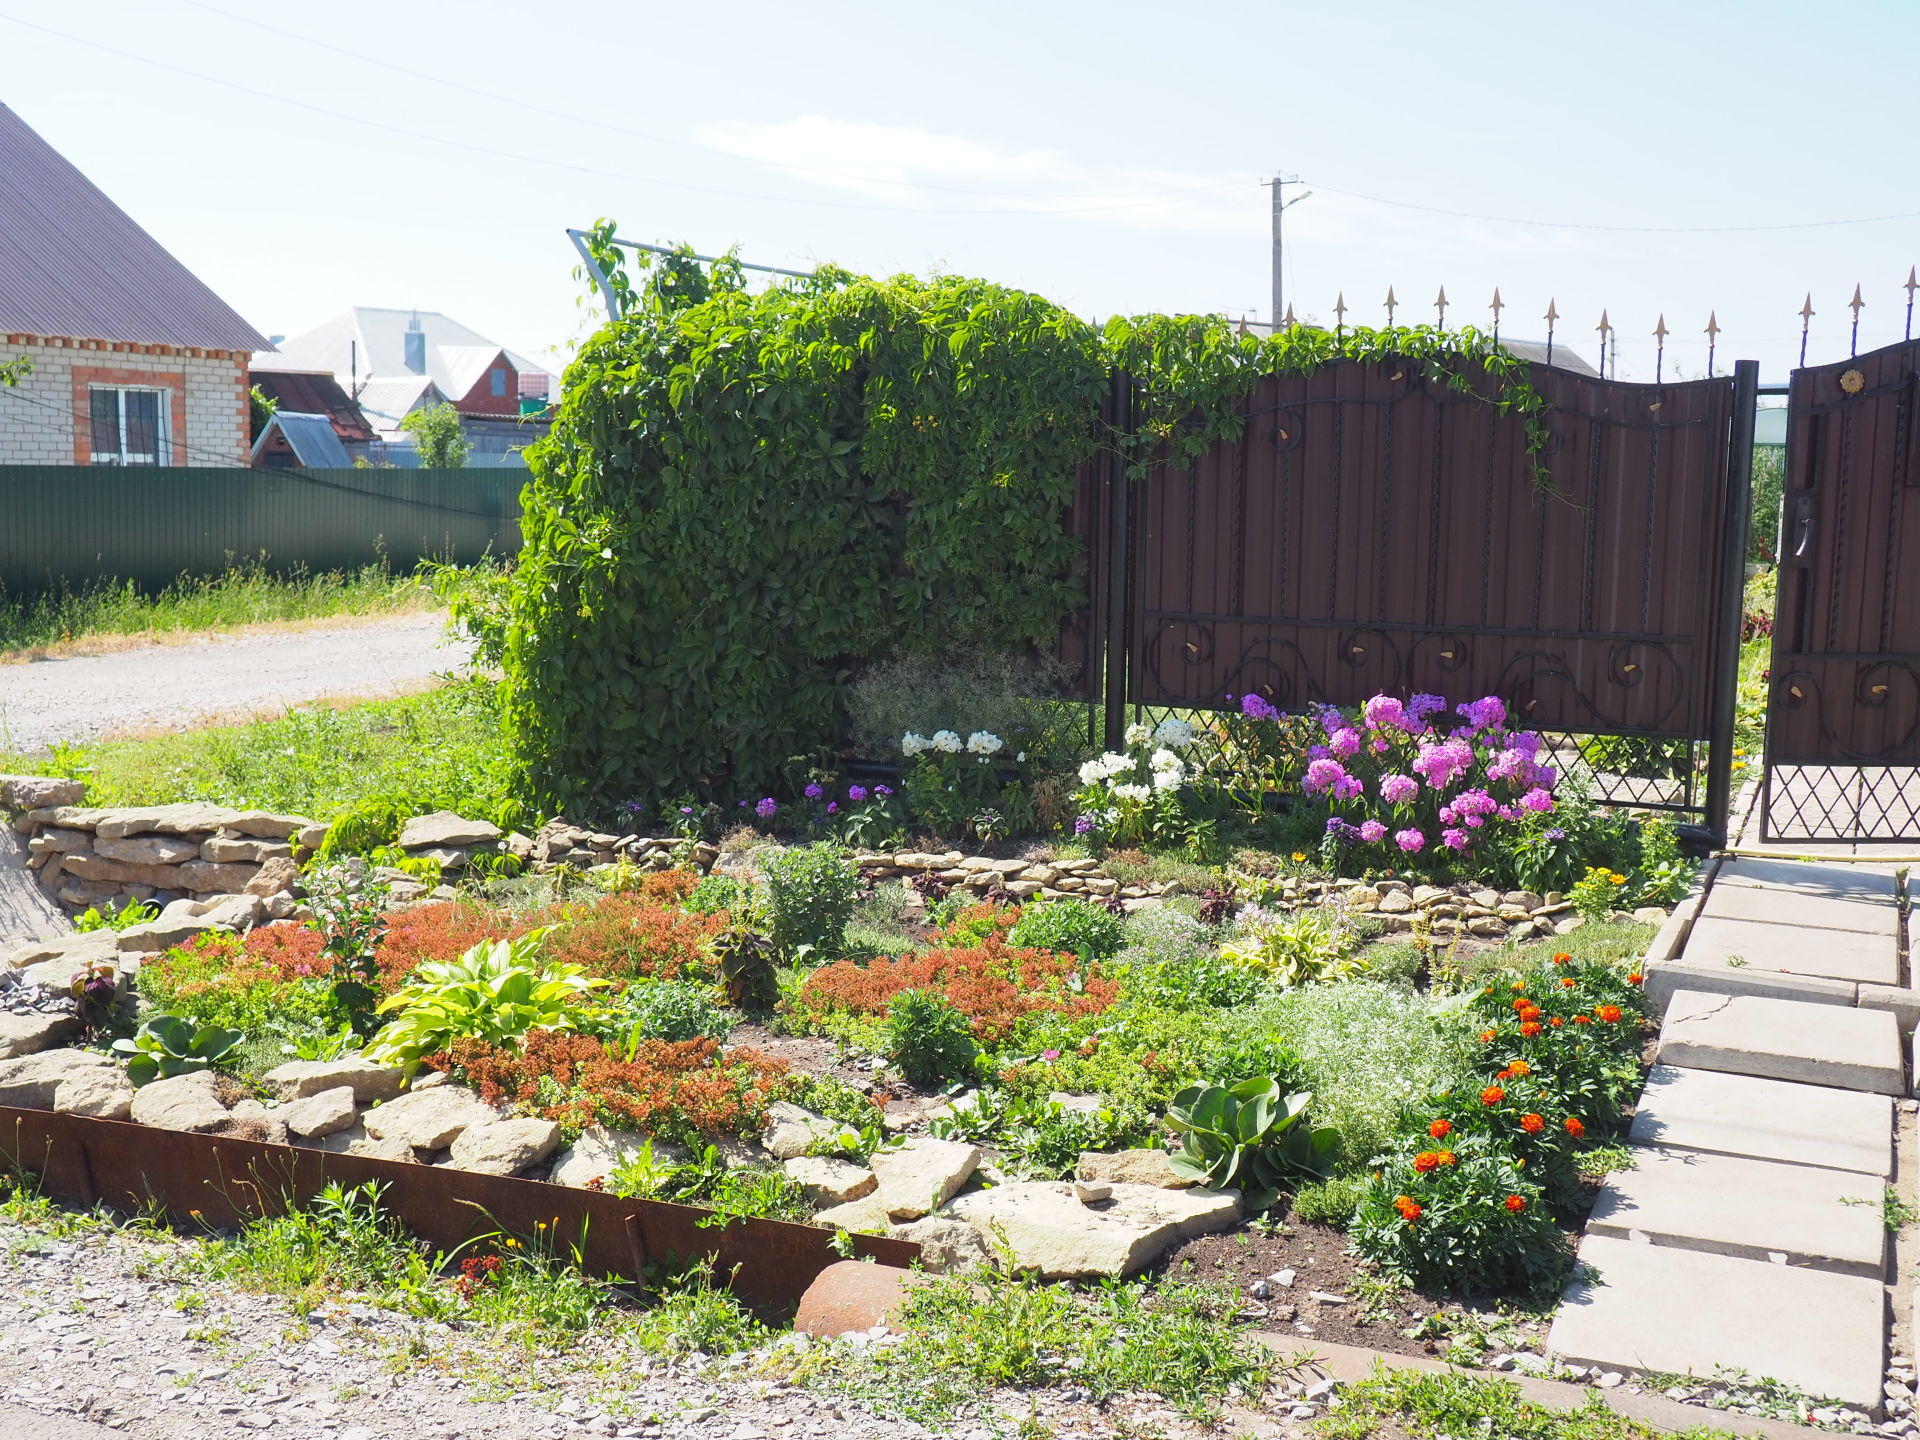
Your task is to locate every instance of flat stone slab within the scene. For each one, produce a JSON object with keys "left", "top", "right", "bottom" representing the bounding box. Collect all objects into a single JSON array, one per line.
[
  {"left": 1642, "top": 955, "right": 1857, "bottom": 1012},
  {"left": 1714, "top": 857, "right": 1897, "bottom": 900},
  {"left": 1657, "top": 989, "right": 1906, "bottom": 1095},
  {"left": 1587, "top": 1145, "right": 1886, "bottom": 1277},
  {"left": 1680, "top": 914, "right": 1897, "bottom": 986},
  {"left": 1697, "top": 885, "right": 1898, "bottom": 938},
  {"left": 1548, "top": 1235, "right": 1886, "bottom": 1408},
  {"left": 943, "top": 1181, "right": 1242, "bottom": 1279},
  {"left": 1630, "top": 1065, "right": 1893, "bottom": 1176}
]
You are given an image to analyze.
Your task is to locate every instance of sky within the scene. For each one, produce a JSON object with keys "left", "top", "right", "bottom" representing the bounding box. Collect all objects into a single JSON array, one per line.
[{"left": 4, "top": 1, "right": 1919, "bottom": 385}]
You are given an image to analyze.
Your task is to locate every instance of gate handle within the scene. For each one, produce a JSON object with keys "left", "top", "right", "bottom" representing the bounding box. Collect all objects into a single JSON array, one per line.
[{"left": 1787, "top": 492, "right": 1815, "bottom": 564}]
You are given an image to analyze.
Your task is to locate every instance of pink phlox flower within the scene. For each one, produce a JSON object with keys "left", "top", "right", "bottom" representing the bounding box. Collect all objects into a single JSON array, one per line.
[
  {"left": 1371, "top": 737, "right": 1390, "bottom": 753},
  {"left": 1412, "top": 737, "right": 1473, "bottom": 789},
  {"left": 1438, "top": 806, "right": 1458, "bottom": 826},
  {"left": 1328, "top": 727, "right": 1361, "bottom": 759},
  {"left": 1441, "top": 827, "right": 1471, "bottom": 851},
  {"left": 1331, "top": 774, "right": 1364, "bottom": 801},
  {"left": 1240, "top": 693, "right": 1280, "bottom": 721},
  {"left": 1304, "top": 758, "right": 1348, "bottom": 795},
  {"left": 1358, "top": 820, "right": 1388, "bottom": 843},
  {"left": 1379, "top": 773, "right": 1419, "bottom": 805},
  {"left": 1456, "top": 695, "right": 1507, "bottom": 732},
  {"left": 1394, "top": 828, "right": 1426, "bottom": 853},
  {"left": 1465, "top": 815, "right": 1485, "bottom": 828},
  {"left": 1452, "top": 788, "right": 1498, "bottom": 818},
  {"left": 1406, "top": 693, "right": 1450, "bottom": 727},
  {"left": 1520, "top": 787, "right": 1555, "bottom": 813},
  {"left": 1363, "top": 695, "right": 1407, "bottom": 732}
]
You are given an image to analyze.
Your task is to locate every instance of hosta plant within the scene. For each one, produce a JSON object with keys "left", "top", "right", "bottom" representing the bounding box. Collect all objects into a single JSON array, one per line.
[
  {"left": 364, "top": 929, "right": 608, "bottom": 1069},
  {"left": 1165, "top": 1077, "right": 1339, "bottom": 1210},
  {"left": 112, "top": 1014, "right": 244, "bottom": 1086},
  {"left": 1217, "top": 903, "right": 1364, "bottom": 988}
]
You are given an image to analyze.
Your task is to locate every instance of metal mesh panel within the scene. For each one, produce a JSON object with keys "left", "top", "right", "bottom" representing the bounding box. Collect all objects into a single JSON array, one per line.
[{"left": 1763, "top": 765, "right": 1920, "bottom": 843}]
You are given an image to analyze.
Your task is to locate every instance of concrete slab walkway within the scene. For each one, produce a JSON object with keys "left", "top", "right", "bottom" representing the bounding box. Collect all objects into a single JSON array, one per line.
[{"left": 1547, "top": 848, "right": 1910, "bottom": 1410}]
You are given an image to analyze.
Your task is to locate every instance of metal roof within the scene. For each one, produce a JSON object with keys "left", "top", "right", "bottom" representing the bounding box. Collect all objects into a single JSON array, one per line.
[
  {"left": 250, "top": 411, "right": 351, "bottom": 468},
  {"left": 354, "top": 375, "right": 441, "bottom": 431},
  {"left": 0, "top": 103, "right": 269, "bottom": 351},
  {"left": 249, "top": 369, "right": 375, "bottom": 442},
  {"left": 256, "top": 309, "right": 537, "bottom": 396}
]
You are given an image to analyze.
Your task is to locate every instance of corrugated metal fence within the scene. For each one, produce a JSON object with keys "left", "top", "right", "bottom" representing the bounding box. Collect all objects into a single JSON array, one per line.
[{"left": 0, "top": 465, "right": 523, "bottom": 594}]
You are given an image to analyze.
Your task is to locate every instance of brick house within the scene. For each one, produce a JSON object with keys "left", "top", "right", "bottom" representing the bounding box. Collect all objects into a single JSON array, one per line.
[{"left": 0, "top": 102, "right": 269, "bottom": 467}]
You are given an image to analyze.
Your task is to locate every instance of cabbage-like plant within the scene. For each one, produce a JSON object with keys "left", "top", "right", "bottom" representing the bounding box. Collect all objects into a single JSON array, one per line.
[
  {"left": 363, "top": 929, "right": 607, "bottom": 1069},
  {"left": 112, "top": 1014, "right": 244, "bottom": 1087},
  {"left": 1166, "top": 1076, "right": 1339, "bottom": 1210}
]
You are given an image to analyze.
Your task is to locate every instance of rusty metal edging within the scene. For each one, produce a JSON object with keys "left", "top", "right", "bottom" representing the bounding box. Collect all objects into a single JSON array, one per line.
[{"left": 0, "top": 1107, "right": 915, "bottom": 1311}]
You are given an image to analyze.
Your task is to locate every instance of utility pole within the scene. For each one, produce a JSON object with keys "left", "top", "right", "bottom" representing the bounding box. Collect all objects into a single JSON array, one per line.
[{"left": 1264, "top": 173, "right": 1311, "bottom": 329}]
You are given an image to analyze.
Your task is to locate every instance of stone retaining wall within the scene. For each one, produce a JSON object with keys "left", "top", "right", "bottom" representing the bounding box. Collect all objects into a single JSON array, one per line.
[{"left": 851, "top": 850, "right": 1172, "bottom": 910}]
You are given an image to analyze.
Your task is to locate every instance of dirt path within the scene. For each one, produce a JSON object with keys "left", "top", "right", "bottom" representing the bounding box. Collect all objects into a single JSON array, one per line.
[{"left": 0, "top": 614, "right": 474, "bottom": 754}]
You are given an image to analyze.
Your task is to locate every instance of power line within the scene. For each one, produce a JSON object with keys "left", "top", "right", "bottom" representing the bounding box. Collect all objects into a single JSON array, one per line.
[
  {"left": 180, "top": 0, "right": 1246, "bottom": 206},
  {"left": 1309, "top": 181, "right": 1920, "bottom": 235},
  {"left": 0, "top": 12, "right": 1249, "bottom": 219}
]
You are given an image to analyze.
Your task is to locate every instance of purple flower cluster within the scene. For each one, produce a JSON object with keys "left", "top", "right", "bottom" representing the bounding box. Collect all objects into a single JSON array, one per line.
[
  {"left": 1306, "top": 691, "right": 1561, "bottom": 864},
  {"left": 755, "top": 797, "right": 778, "bottom": 819}
]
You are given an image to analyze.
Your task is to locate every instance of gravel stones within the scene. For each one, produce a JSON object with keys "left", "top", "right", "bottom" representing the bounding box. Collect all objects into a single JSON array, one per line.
[
  {"left": 264, "top": 1057, "right": 406, "bottom": 1104},
  {"left": 280, "top": 1085, "right": 360, "bottom": 1139},
  {"left": 128, "top": 1071, "right": 230, "bottom": 1133},
  {"left": 360, "top": 1085, "right": 496, "bottom": 1149},
  {"left": 784, "top": 1156, "right": 877, "bottom": 1207},
  {"left": 869, "top": 1137, "right": 982, "bottom": 1221},
  {"left": 944, "top": 1181, "right": 1242, "bottom": 1278},
  {"left": 447, "top": 1117, "right": 562, "bottom": 1175}
]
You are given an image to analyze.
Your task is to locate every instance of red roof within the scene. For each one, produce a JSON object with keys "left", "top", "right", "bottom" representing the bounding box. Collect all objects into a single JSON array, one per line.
[
  {"left": 0, "top": 103, "right": 269, "bottom": 351},
  {"left": 250, "top": 369, "right": 375, "bottom": 443}
]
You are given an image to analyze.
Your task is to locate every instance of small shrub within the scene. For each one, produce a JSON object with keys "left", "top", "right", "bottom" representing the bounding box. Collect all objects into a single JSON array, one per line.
[
  {"left": 1007, "top": 896, "right": 1126, "bottom": 963},
  {"left": 931, "top": 900, "right": 1022, "bottom": 948},
  {"left": 1288, "top": 1173, "right": 1368, "bottom": 1227},
  {"left": 759, "top": 843, "right": 859, "bottom": 959},
  {"left": 139, "top": 931, "right": 335, "bottom": 1038},
  {"left": 887, "top": 990, "right": 979, "bottom": 1088},
  {"left": 1121, "top": 950, "right": 1269, "bottom": 1011},
  {"left": 364, "top": 931, "right": 609, "bottom": 1068},
  {"left": 1463, "top": 955, "right": 1649, "bottom": 1128},
  {"left": 445, "top": 1031, "right": 788, "bottom": 1147},
  {"left": 792, "top": 938, "right": 1119, "bottom": 1044},
  {"left": 597, "top": 979, "right": 734, "bottom": 1047},
  {"left": 1569, "top": 865, "right": 1628, "bottom": 921},
  {"left": 371, "top": 902, "right": 525, "bottom": 989},
  {"left": 1349, "top": 1146, "right": 1567, "bottom": 1293},
  {"left": 1218, "top": 902, "right": 1364, "bottom": 987},
  {"left": 682, "top": 872, "right": 753, "bottom": 918},
  {"left": 1117, "top": 907, "right": 1211, "bottom": 966},
  {"left": 540, "top": 894, "right": 725, "bottom": 983}
]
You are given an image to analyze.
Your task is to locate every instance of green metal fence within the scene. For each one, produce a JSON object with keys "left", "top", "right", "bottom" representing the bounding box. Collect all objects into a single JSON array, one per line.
[{"left": 0, "top": 466, "right": 523, "bottom": 594}]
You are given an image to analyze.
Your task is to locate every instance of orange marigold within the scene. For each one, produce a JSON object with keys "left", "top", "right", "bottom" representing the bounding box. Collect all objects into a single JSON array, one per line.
[
  {"left": 1477, "top": 1029, "right": 1497, "bottom": 1044},
  {"left": 1551, "top": 952, "right": 1572, "bottom": 965},
  {"left": 1563, "top": 1116, "right": 1586, "bottom": 1138},
  {"left": 1520, "top": 1021, "right": 1543, "bottom": 1037},
  {"left": 1436, "top": 1149, "right": 1456, "bottom": 1166},
  {"left": 1559, "top": 977, "right": 1577, "bottom": 989},
  {"left": 1549, "top": 1017, "right": 1565, "bottom": 1028},
  {"left": 1573, "top": 1014, "right": 1594, "bottom": 1025},
  {"left": 1510, "top": 998, "right": 1533, "bottom": 1013},
  {"left": 1519, "top": 1112, "right": 1545, "bottom": 1134},
  {"left": 1503, "top": 1194, "right": 1527, "bottom": 1213},
  {"left": 1506, "top": 1059, "right": 1531, "bottom": 1077},
  {"left": 1595, "top": 1004, "right": 1624, "bottom": 1023},
  {"left": 1480, "top": 1085, "right": 1506, "bottom": 1106},
  {"left": 1627, "top": 972, "right": 1645, "bottom": 986},
  {"left": 1429, "top": 1118, "right": 1453, "bottom": 1139},
  {"left": 1413, "top": 1151, "right": 1442, "bottom": 1174},
  {"left": 1393, "top": 1195, "right": 1423, "bottom": 1223}
]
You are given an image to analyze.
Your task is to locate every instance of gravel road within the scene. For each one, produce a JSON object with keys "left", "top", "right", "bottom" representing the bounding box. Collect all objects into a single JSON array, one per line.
[
  {"left": 0, "top": 615, "right": 474, "bottom": 753},
  {"left": 0, "top": 1216, "right": 1268, "bottom": 1440}
]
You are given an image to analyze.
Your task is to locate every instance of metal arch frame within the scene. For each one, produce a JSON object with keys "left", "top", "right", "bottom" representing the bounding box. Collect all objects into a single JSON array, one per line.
[{"left": 566, "top": 229, "right": 817, "bottom": 322}]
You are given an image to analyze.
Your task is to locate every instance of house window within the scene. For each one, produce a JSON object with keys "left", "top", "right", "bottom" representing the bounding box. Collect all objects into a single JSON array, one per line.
[
  {"left": 89, "top": 386, "right": 168, "bottom": 465},
  {"left": 489, "top": 369, "right": 506, "bottom": 397}
]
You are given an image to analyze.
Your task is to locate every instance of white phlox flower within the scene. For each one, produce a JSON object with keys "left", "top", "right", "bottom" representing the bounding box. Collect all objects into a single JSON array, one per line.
[
  {"left": 1152, "top": 717, "right": 1198, "bottom": 750},
  {"left": 966, "top": 731, "right": 1003, "bottom": 756},
  {"left": 901, "top": 732, "right": 930, "bottom": 756},
  {"left": 1124, "top": 721, "right": 1152, "bottom": 747},
  {"left": 931, "top": 730, "right": 962, "bottom": 753},
  {"left": 1110, "top": 782, "right": 1151, "bottom": 803}
]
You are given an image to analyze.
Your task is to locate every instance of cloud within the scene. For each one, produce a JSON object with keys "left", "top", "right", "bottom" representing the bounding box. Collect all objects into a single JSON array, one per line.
[{"left": 692, "top": 114, "right": 1271, "bottom": 235}]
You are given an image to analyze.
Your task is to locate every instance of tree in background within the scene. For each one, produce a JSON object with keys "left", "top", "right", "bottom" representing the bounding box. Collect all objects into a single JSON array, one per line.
[
  {"left": 400, "top": 402, "right": 470, "bottom": 469},
  {"left": 248, "top": 384, "right": 277, "bottom": 441},
  {"left": 1, "top": 355, "right": 29, "bottom": 386}
]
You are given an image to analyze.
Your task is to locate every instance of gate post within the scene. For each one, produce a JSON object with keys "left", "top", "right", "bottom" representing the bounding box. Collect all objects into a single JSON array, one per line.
[
  {"left": 1101, "top": 369, "right": 1134, "bottom": 755},
  {"left": 1704, "top": 359, "right": 1760, "bottom": 846}
]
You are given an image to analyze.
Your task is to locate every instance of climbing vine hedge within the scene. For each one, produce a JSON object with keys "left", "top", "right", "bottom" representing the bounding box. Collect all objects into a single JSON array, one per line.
[{"left": 503, "top": 227, "right": 1550, "bottom": 817}]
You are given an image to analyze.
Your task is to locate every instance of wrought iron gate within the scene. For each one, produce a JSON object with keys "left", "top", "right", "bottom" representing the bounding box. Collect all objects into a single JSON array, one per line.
[{"left": 1761, "top": 337, "right": 1920, "bottom": 842}]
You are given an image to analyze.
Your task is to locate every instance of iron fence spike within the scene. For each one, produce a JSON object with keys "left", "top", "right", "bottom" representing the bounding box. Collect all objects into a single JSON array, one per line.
[
  {"left": 1800, "top": 293, "right": 1814, "bottom": 368},
  {"left": 1850, "top": 284, "right": 1865, "bottom": 355},
  {"left": 1705, "top": 310, "right": 1719, "bottom": 377}
]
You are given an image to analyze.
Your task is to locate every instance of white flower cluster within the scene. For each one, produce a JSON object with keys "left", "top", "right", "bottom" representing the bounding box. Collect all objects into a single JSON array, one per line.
[
  {"left": 931, "top": 730, "right": 962, "bottom": 753},
  {"left": 966, "top": 730, "right": 1003, "bottom": 756},
  {"left": 1124, "top": 721, "right": 1152, "bottom": 747},
  {"left": 1149, "top": 746, "right": 1186, "bottom": 791},
  {"left": 1110, "top": 783, "right": 1151, "bottom": 803},
  {"left": 1152, "top": 717, "right": 1198, "bottom": 749},
  {"left": 901, "top": 731, "right": 930, "bottom": 756},
  {"left": 1077, "top": 751, "right": 1135, "bottom": 786}
]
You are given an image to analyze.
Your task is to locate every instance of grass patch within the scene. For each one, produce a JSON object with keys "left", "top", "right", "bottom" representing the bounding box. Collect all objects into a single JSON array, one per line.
[
  {"left": 0, "top": 558, "right": 489, "bottom": 659},
  {"left": 1316, "top": 1365, "right": 1738, "bottom": 1440},
  {"left": 1, "top": 678, "right": 522, "bottom": 834},
  {"left": 812, "top": 1266, "right": 1269, "bottom": 1424}
]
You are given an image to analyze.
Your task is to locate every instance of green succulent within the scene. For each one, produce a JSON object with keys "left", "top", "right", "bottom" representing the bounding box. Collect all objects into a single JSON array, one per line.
[
  {"left": 112, "top": 1014, "right": 244, "bottom": 1087},
  {"left": 1165, "top": 1076, "right": 1340, "bottom": 1211}
]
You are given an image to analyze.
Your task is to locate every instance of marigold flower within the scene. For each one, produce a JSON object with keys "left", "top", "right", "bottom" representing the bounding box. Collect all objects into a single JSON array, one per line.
[
  {"left": 1573, "top": 1014, "right": 1593, "bottom": 1025},
  {"left": 1559, "top": 977, "right": 1576, "bottom": 989},
  {"left": 1413, "top": 1151, "right": 1442, "bottom": 1174},
  {"left": 1480, "top": 1085, "right": 1506, "bottom": 1106},
  {"left": 1595, "top": 1004, "right": 1623, "bottom": 1023},
  {"left": 1520, "top": 1021, "right": 1542, "bottom": 1037},
  {"left": 1519, "top": 1112, "right": 1545, "bottom": 1134},
  {"left": 1506, "top": 1059, "right": 1531, "bottom": 1077},
  {"left": 1563, "top": 1116, "right": 1586, "bottom": 1138},
  {"left": 1627, "top": 972, "right": 1645, "bottom": 986},
  {"left": 1511, "top": 999, "right": 1533, "bottom": 1013},
  {"left": 1549, "top": 1016, "right": 1565, "bottom": 1027},
  {"left": 1551, "top": 952, "right": 1572, "bottom": 965},
  {"left": 1495, "top": 1067, "right": 1514, "bottom": 1081},
  {"left": 1436, "top": 1150, "right": 1456, "bottom": 1166},
  {"left": 1503, "top": 1194, "right": 1527, "bottom": 1213},
  {"left": 1477, "top": 1029, "right": 1496, "bottom": 1044},
  {"left": 1429, "top": 1118, "right": 1452, "bottom": 1139},
  {"left": 1510, "top": 982, "right": 1527, "bottom": 993},
  {"left": 1393, "top": 1194, "right": 1423, "bottom": 1223}
]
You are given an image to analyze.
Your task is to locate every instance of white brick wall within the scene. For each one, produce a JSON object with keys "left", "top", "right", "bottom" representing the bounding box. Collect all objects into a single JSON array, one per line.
[{"left": 0, "top": 336, "right": 250, "bottom": 467}]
